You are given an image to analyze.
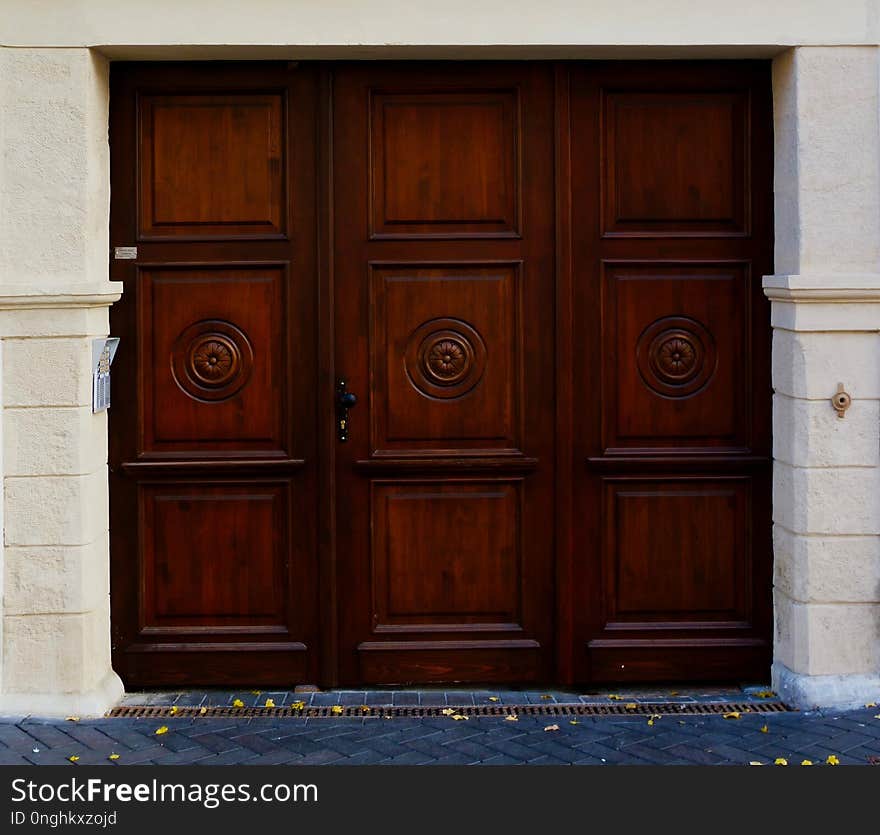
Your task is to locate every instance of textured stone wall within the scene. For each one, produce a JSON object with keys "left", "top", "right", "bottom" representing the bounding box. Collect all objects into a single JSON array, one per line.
[
  {"left": 766, "top": 47, "right": 880, "bottom": 708},
  {"left": 0, "top": 48, "right": 122, "bottom": 715}
]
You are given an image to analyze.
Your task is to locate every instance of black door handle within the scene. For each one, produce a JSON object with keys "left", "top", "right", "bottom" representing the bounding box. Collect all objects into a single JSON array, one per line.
[{"left": 335, "top": 378, "right": 358, "bottom": 442}]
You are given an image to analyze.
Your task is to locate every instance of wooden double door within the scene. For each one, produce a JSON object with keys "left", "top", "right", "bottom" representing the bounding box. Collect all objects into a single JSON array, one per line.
[{"left": 109, "top": 61, "right": 772, "bottom": 687}]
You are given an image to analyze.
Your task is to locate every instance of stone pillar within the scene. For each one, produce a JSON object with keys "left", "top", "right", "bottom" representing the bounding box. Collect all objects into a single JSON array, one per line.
[
  {"left": 766, "top": 47, "right": 880, "bottom": 708},
  {"left": 0, "top": 48, "right": 122, "bottom": 715}
]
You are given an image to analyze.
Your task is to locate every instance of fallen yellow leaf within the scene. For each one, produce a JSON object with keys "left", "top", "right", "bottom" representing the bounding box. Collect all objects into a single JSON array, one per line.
[
  {"left": 360, "top": 705, "right": 370, "bottom": 712},
  {"left": 330, "top": 705, "right": 344, "bottom": 715},
  {"left": 755, "top": 690, "right": 776, "bottom": 699},
  {"left": 169, "top": 706, "right": 178, "bottom": 715},
  {"left": 451, "top": 714, "right": 468, "bottom": 721},
  {"left": 264, "top": 698, "right": 275, "bottom": 708},
  {"left": 569, "top": 720, "right": 579, "bottom": 725},
  {"left": 774, "top": 758, "right": 788, "bottom": 766},
  {"left": 251, "top": 690, "right": 262, "bottom": 696},
  {"left": 441, "top": 708, "right": 455, "bottom": 716},
  {"left": 108, "top": 753, "right": 120, "bottom": 761},
  {"left": 865, "top": 702, "right": 876, "bottom": 708},
  {"left": 607, "top": 694, "right": 623, "bottom": 700},
  {"left": 749, "top": 761, "right": 763, "bottom": 766},
  {"left": 505, "top": 714, "right": 519, "bottom": 722},
  {"left": 874, "top": 714, "right": 880, "bottom": 720},
  {"left": 540, "top": 694, "right": 553, "bottom": 700},
  {"left": 65, "top": 716, "right": 79, "bottom": 722},
  {"left": 760, "top": 725, "right": 769, "bottom": 733},
  {"left": 723, "top": 712, "right": 741, "bottom": 720},
  {"left": 291, "top": 700, "right": 305, "bottom": 710},
  {"left": 68, "top": 755, "right": 79, "bottom": 763},
  {"left": 155, "top": 726, "right": 168, "bottom": 736},
  {"left": 826, "top": 755, "right": 840, "bottom": 765},
  {"left": 232, "top": 699, "right": 244, "bottom": 708},
  {"left": 647, "top": 714, "right": 661, "bottom": 727},
  {"left": 669, "top": 691, "right": 679, "bottom": 697},
  {"left": 544, "top": 724, "right": 560, "bottom": 732},
  {"left": 488, "top": 696, "right": 500, "bottom": 702},
  {"left": 199, "top": 707, "right": 207, "bottom": 715},
  {"left": 625, "top": 703, "right": 638, "bottom": 710},
  {"left": 801, "top": 759, "right": 813, "bottom": 766}
]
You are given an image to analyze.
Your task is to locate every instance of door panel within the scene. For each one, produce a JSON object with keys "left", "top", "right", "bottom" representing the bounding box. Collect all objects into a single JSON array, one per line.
[
  {"left": 370, "top": 263, "right": 521, "bottom": 452},
  {"left": 138, "top": 93, "right": 286, "bottom": 239},
  {"left": 334, "top": 63, "right": 555, "bottom": 684},
  {"left": 110, "top": 63, "right": 319, "bottom": 687},
  {"left": 110, "top": 59, "right": 773, "bottom": 689},
  {"left": 570, "top": 62, "right": 773, "bottom": 682},
  {"left": 369, "top": 89, "right": 520, "bottom": 238}
]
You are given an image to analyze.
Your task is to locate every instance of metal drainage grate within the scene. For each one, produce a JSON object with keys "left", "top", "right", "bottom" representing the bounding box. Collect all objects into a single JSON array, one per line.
[{"left": 107, "top": 701, "right": 792, "bottom": 719}]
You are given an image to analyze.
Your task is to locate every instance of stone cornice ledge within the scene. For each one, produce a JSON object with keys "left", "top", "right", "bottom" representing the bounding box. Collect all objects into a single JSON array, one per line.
[
  {"left": 763, "top": 273, "right": 880, "bottom": 302},
  {"left": 0, "top": 282, "right": 124, "bottom": 310}
]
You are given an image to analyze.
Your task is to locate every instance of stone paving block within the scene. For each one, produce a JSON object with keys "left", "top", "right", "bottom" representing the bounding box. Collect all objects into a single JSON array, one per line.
[
  {"left": 294, "top": 750, "right": 347, "bottom": 765},
  {"left": 481, "top": 754, "right": 523, "bottom": 765},
  {"left": 180, "top": 732, "right": 239, "bottom": 754},
  {"left": 0, "top": 750, "right": 31, "bottom": 764},
  {"left": 192, "top": 749, "right": 263, "bottom": 766},
  {"left": 392, "top": 692, "right": 420, "bottom": 705},
  {"left": 661, "top": 744, "right": 727, "bottom": 765},
  {"left": 441, "top": 738, "right": 500, "bottom": 762},
  {"left": 417, "top": 691, "right": 448, "bottom": 706},
  {"left": 379, "top": 751, "right": 436, "bottom": 765},
  {"left": 227, "top": 732, "right": 286, "bottom": 755}
]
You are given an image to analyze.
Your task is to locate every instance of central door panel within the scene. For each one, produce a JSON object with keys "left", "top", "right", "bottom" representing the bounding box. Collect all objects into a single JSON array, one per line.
[{"left": 333, "top": 64, "right": 555, "bottom": 684}]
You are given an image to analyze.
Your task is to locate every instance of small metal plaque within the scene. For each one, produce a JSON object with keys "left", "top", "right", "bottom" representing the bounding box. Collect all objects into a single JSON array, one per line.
[
  {"left": 92, "top": 337, "right": 120, "bottom": 413},
  {"left": 114, "top": 246, "right": 137, "bottom": 260}
]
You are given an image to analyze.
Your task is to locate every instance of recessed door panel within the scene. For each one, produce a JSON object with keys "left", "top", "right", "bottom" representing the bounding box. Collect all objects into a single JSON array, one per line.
[
  {"left": 140, "top": 264, "right": 287, "bottom": 453},
  {"left": 139, "top": 93, "right": 286, "bottom": 239},
  {"left": 370, "top": 263, "right": 520, "bottom": 453},
  {"left": 370, "top": 90, "right": 520, "bottom": 238}
]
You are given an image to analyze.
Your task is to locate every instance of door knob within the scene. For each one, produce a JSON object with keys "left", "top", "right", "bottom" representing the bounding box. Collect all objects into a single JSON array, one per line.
[{"left": 335, "top": 378, "right": 358, "bottom": 442}]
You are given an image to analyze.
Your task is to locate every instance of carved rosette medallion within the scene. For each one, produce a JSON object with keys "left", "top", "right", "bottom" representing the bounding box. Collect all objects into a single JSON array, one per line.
[
  {"left": 405, "top": 318, "right": 487, "bottom": 399},
  {"left": 172, "top": 319, "right": 254, "bottom": 402},
  {"left": 636, "top": 316, "right": 716, "bottom": 398}
]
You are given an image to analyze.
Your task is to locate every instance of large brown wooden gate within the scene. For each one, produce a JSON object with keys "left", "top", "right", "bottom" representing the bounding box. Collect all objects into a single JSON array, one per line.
[{"left": 109, "top": 60, "right": 772, "bottom": 687}]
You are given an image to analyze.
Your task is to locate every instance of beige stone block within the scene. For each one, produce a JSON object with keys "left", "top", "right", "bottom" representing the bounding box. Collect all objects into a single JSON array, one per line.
[
  {"left": 0, "top": 49, "right": 109, "bottom": 287},
  {"left": 2, "top": 337, "right": 93, "bottom": 406},
  {"left": 0, "top": 305, "right": 109, "bottom": 339},
  {"left": 774, "top": 592, "right": 880, "bottom": 675},
  {"left": 3, "top": 534, "right": 110, "bottom": 615},
  {"left": 772, "top": 330, "right": 880, "bottom": 400},
  {"left": 4, "top": 407, "right": 107, "bottom": 476},
  {"left": 773, "top": 394, "right": 880, "bottom": 468},
  {"left": 2, "top": 604, "right": 112, "bottom": 694},
  {"left": 774, "top": 525, "right": 880, "bottom": 603},
  {"left": 4, "top": 470, "right": 108, "bottom": 546},
  {"left": 773, "top": 462, "right": 880, "bottom": 535}
]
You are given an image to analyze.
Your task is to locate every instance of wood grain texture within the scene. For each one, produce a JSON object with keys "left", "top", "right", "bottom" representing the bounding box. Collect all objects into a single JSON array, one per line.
[
  {"left": 570, "top": 61, "right": 773, "bottom": 683},
  {"left": 111, "top": 59, "right": 773, "bottom": 688},
  {"left": 334, "top": 63, "right": 555, "bottom": 685},
  {"left": 139, "top": 93, "right": 286, "bottom": 239},
  {"left": 111, "top": 63, "right": 320, "bottom": 687},
  {"left": 370, "top": 90, "right": 520, "bottom": 238}
]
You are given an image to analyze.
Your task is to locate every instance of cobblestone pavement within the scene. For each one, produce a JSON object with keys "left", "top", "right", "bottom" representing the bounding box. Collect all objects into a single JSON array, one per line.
[{"left": 1, "top": 687, "right": 879, "bottom": 766}]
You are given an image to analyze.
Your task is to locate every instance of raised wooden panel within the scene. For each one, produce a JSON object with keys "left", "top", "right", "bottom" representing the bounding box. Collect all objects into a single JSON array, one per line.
[
  {"left": 140, "top": 482, "right": 289, "bottom": 631},
  {"left": 370, "top": 91, "right": 520, "bottom": 238},
  {"left": 601, "top": 478, "right": 752, "bottom": 627},
  {"left": 139, "top": 93, "right": 285, "bottom": 239},
  {"left": 603, "top": 90, "right": 748, "bottom": 237},
  {"left": 602, "top": 262, "right": 750, "bottom": 452},
  {"left": 370, "top": 263, "right": 520, "bottom": 453},
  {"left": 139, "top": 264, "right": 287, "bottom": 453},
  {"left": 371, "top": 480, "right": 523, "bottom": 631}
]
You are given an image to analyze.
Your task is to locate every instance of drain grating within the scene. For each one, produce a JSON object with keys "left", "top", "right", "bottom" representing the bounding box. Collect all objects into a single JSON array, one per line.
[{"left": 107, "top": 701, "right": 792, "bottom": 719}]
